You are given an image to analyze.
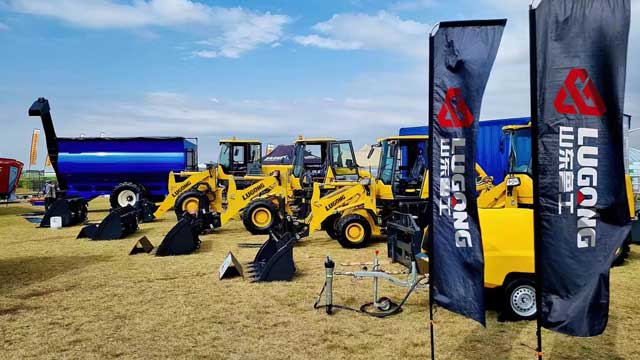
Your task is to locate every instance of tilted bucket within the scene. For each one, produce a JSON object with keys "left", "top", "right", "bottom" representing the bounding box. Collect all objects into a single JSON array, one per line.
[
  {"left": 77, "top": 205, "right": 139, "bottom": 240},
  {"left": 246, "top": 231, "right": 296, "bottom": 282},
  {"left": 155, "top": 215, "right": 202, "bottom": 256},
  {"left": 40, "top": 197, "right": 88, "bottom": 228}
]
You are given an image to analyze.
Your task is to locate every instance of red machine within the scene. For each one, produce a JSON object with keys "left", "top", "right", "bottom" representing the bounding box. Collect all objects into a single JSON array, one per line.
[{"left": 0, "top": 158, "right": 24, "bottom": 200}]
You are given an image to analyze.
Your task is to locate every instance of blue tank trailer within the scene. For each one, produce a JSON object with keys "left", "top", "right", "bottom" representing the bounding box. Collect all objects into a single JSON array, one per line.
[{"left": 28, "top": 97, "right": 197, "bottom": 227}]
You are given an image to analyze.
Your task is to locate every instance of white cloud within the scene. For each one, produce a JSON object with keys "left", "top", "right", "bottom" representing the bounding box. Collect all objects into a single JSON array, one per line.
[
  {"left": 293, "top": 34, "right": 363, "bottom": 50},
  {"left": 295, "top": 11, "right": 430, "bottom": 58},
  {"left": 7, "top": 0, "right": 290, "bottom": 58}
]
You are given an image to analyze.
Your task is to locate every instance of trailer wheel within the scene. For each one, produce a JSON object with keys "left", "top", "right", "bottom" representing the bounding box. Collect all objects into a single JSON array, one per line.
[
  {"left": 503, "top": 278, "right": 537, "bottom": 321},
  {"left": 322, "top": 214, "right": 341, "bottom": 239},
  {"left": 174, "top": 190, "right": 208, "bottom": 220},
  {"left": 336, "top": 214, "right": 371, "bottom": 248},
  {"left": 110, "top": 182, "right": 144, "bottom": 209},
  {"left": 242, "top": 199, "right": 279, "bottom": 235}
]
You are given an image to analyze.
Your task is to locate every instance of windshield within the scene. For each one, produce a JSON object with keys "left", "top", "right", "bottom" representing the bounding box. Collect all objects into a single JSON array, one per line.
[
  {"left": 378, "top": 140, "right": 394, "bottom": 184},
  {"left": 508, "top": 128, "right": 532, "bottom": 174},
  {"left": 292, "top": 144, "right": 306, "bottom": 178},
  {"left": 218, "top": 143, "right": 230, "bottom": 170}
]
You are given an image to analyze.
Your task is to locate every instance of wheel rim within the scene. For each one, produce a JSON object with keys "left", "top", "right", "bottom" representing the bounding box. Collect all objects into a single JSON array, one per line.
[
  {"left": 251, "top": 207, "right": 272, "bottom": 228},
  {"left": 182, "top": 198, "right": 200, "bottom": 214},
  {"left": 117, "top": 189, "right": 137, "bottom": 207},
  {"left": 345, "top": 223, "right": 365, "bottom": 243},
  {"left": 510, "top": 285, "right": 536, "bottom": 317}
]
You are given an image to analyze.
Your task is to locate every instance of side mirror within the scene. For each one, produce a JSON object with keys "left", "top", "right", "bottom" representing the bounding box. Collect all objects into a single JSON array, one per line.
[{"left": 367, "top": 147, "right": 375, "bottom": 159}]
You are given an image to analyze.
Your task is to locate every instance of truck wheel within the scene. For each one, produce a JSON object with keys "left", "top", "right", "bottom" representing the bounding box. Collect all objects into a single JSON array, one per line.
[
  {"left": 174, "top": 190, "right": 208, "bottom": 220},
  {"left": 322, "top": 214, "right": 341, "bottom": 239},
  {"left": 503, "top": 278, "right": 537, "bottom": 321},
  {"left": 336, "top": 214, "right": 371, "bottom": 248},
  {"left": 110, "top": 182, "right": 144, "bottom": 208},
  {"left": 242, "top": 199, "right": 279, "bottom": 235}
]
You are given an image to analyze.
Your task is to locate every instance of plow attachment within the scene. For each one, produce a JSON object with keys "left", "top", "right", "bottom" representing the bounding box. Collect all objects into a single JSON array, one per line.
[
  {"left": 246, "top": 231, "right": 296, "bottom": 282},
  {"left": 77, "top": 205, "right": 139, "bottom": 240},
  {"left": 40, "top": 197, "right": 88, "bottom": 228}
]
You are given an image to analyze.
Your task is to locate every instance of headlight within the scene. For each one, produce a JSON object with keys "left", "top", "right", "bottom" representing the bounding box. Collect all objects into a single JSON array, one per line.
[
  {"left": 506, "top": 177, "right": 521, "bottom": 187},
  {"left": 360, "top": 178, "right": 371, "bottom": 186}
]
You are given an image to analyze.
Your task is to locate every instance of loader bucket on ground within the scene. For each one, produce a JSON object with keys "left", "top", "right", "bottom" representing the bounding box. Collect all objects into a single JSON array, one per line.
[
  {"left": 77, "top": 205, "right": 139, "bottom": 240},
  {"left": 40, "top": 197, "right": 88, "bottom": 228},
  {"left": 246, "top": 232, "right": 296, "bottom": 282},
  {"left": 137, "top": 199, "right": 157, "bottom": 223},
  {"left": 155, "top": 215, "right": 201, "bottom": 256}
]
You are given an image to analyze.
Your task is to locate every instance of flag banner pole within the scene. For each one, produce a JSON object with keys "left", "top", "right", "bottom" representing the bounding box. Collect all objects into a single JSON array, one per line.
[
  {"left": 528, "top": 3, "right": 543, "bottom": 359},
  {"left": 532, "top": 0, "right": 631, "bottom": 337},
  {"left": 428, "top": 18, "right": 506, "bottom": 328},
  {"left": 427, "top": 30, "right": 436, "bottom": 360}
]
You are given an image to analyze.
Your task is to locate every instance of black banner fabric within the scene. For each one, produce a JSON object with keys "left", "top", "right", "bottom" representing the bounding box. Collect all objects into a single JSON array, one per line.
[
  {"left": 531, "top": 0, "right": 631, "bottom": 337},
  {"left": 429, "top": 19, "right": 506, "bottom": 326}
]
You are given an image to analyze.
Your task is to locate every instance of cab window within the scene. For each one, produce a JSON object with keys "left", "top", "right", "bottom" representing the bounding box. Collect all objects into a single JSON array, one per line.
[
  {"left": 218, "top": 143, "right": 230, "bottom": 169},
  {"left": 233, "top": 145, "right": 245, "bottom": 164},
  {"left": 331, "top": 142, "right": 357, "bottom": 177},
  {"left": 249, "top": 144, "right": 261, "bottom": 164}
]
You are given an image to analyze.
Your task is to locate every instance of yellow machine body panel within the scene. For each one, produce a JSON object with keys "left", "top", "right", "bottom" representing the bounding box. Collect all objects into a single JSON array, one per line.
[
  {"left": 479, "top": 207, "right": 535, "bottom": 288},
  {"left": 625, "top": 174, "right": 635, "bottom": 218}
]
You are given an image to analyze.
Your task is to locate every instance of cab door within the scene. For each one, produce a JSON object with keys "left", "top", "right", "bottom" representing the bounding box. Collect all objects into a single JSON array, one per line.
[{"left": 329, "top": 141, "right": 359, "bottom": 182}]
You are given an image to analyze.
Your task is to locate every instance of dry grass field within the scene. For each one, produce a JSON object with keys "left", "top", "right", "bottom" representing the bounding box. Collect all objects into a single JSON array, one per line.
[{"left": 1, "top": 198, "right": 639, "bottom": 359}]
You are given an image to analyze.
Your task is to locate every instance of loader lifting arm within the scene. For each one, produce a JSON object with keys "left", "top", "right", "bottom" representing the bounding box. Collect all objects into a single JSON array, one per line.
[
  {"left": 153, "top": 168, "right": 217, "bottom": 218},
  {"left": 295, "top": 182, "right": 371, "bottom": 238}
]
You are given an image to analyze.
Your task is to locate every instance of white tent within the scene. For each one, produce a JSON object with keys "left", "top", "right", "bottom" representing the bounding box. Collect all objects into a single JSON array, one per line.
[{"left": 355, "top": 144, "right": 381, "bottom": 175}]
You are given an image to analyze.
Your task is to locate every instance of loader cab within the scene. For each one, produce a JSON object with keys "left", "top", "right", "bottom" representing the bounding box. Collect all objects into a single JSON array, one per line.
[
  {"left": 501, "top": 124, "right": 534, "bottom": 206},
  {"left": 218, "top": 139, "right": 262, "bottom": 177},
  {"left": 374, "top": 136, "right": 429, "bottom": 199},
  {"left": 291, "top": 137, "right": 360, "bottom": 185}
]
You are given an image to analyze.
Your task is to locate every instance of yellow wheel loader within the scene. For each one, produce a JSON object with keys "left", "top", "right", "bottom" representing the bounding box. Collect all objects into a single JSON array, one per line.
[
  {"left": 241, "top": 137, "right": 371, "bottom": 235},
  {"left": 152, "top": 138, "right": 289, "bottom": 223},
  {"left": 286, "top": 135, "right": 492, "bottom": 248}
]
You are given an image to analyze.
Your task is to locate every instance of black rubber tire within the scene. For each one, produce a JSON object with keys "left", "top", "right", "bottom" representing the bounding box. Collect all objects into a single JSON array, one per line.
[
  {"left": 110, "top": 182, "right": 144, "bottom": 209},
  {"left": 335, "top": 214, "right": 371, "bottom": 249},
  {"left": 503, "top": 278, "right": 537, "bottom": 321},
  {"left": 242, "top": 199, "right": 280, "bottom": 235},
  {"left": 174, "top": 190, "right": 208, "bottom": 220},
  {"left": 322, "top": 214, "right": 341, "bottom": 240}
]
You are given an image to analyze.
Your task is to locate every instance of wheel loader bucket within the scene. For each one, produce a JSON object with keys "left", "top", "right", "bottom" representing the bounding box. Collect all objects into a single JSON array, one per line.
[
  {"left": 40, "top": 197, "right": 88, "bottom": 228},
  {"left": 246, "top": 231, "right": 296, "bottom": 282},
  {"left": 136, "top": 199, "right": 157, "bottom": 223},
  {"left": 155, "top": 215, "right": 201, "bottom": 256},
  {"left": 77, "top": 205, "right": 139, "bottom": 240}
]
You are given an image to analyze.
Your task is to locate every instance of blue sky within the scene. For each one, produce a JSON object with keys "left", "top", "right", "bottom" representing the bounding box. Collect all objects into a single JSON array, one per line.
[{"left": 0, "top": 0, "right": 639, "bottom": 166}]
